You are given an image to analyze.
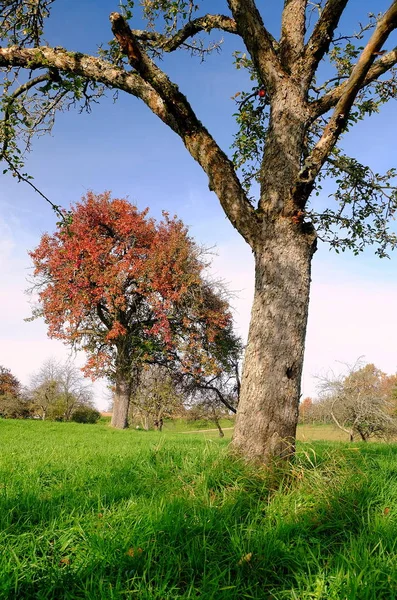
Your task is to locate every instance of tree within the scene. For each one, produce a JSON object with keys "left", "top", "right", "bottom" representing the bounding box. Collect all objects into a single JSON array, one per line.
[
  {"left": 2, "top": 2, "right": 397, "bottom": 461},
  {"left": 129, "top": 365, "right": 184, "bottom": 431},
  {"left": 29, "top": 192, "right": 232, "bottom": 429},
  {"left": 299, "top": 397, "right": 313, "bottom": 424},
  {"left": 0, "top": 366, "right": 20, "bottom": 398},
  {"left": 175, "top": 325, "right": 242, "bottom": 414},
  {"left": 0, "top": 366, "right": 31, "bottom": 418},
  {"left": 316, "top": 361, "right": 397, "bottom": 441},
  {"left": 28, "top": 357, "right": 93, "bottom": 420}
]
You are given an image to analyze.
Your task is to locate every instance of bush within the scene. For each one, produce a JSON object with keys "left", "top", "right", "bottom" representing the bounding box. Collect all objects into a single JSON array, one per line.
[{"left": 71, "top": 406, "right": 100, "bottom": 424}]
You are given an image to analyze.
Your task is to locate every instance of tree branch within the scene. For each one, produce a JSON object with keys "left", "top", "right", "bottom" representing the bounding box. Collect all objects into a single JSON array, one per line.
[
  {"left": 110, "top": 13, "right": 259, "bottom": 246},
  {"left": 303, "top": 0, "right": 349, "bottom": 87},
  {"left": 311, "top": 47, "right": 397, "bottom": 118},
  {"left": 280, "top": 0, "right": 307, "bottom": 71},
  {"left": 299, "top": 1, "right": 397, "bottom": 191},
  {"left": 132, "top": 14, "right": 238, "bottom": 52},
  {"left": 226, "top": 0, "right": 284, "bottom": 93},
  {"left": 1, "top": 73, "right": 50, "bottom": 159}
]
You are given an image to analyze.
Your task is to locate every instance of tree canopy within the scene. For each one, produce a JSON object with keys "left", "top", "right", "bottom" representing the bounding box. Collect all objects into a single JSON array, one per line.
[{"left": 29, "top": 191, "right": 235, "bottom": 427}]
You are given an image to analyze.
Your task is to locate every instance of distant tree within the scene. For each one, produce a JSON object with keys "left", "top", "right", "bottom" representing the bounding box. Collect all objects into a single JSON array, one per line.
[
  {"left": 299, "top": 397, "right": 314, "bottom": 424},
  {"left": 173, "top": 326, "right": 243, "bottom": 415},
  {"left": 316, "top": 361, "right": 397, "bottom": 441},
  {"left": 0, "top": 366, "right": 20, "bottom": 398},
  {"left": 0, "top": 366, "right": 32, "bottom": 419},
  {"left": 186, "top": 396, "right": 233, "bottom": 438},
  {"left": 56, "top": 359, "right": 93, "bottom": 420},
  {"left": 29, "top": 192, "right": 233, "bottom": 430},
  {"left": 130, "top": 365, "right": 183, "bottom": 431},
  {"left": 29, "top": 357, "right": 93, "bottom": 421}
]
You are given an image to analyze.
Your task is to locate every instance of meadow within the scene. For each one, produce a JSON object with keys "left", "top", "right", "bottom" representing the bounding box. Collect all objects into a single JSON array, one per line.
[{"left": 0, "top": 419, "right": 396, "bottom": 599}]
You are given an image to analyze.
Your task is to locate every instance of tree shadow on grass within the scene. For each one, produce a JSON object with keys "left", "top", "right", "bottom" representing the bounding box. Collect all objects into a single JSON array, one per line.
[{"left": 2, "top": 444, "right": 397, "bottom": 599}]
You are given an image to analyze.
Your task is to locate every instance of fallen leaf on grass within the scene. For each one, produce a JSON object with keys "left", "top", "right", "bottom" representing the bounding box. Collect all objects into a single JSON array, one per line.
[
  {"left": 126, "top": 547, "right": 143, "bottom": 557},
  {"left": 237, "top": 552, "right": 252, "bottom": 565}
]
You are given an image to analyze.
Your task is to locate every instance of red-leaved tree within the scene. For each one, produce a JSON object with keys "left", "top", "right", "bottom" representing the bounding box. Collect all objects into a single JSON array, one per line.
[{"left": 29, "top": 191, "right": 232, "bottom": 428}]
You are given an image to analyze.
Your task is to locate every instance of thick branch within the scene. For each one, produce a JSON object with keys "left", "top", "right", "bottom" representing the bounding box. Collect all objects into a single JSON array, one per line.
[
  {"left": 280, "top": 0, "right": 307, "bottom": 71},
  {"left": 132, "top": 14, "right": 238, "bottom": 52},
  {"left": 227, "top": 0, "right": 284, "bottom": 93},
  {"left": 0, "top": 41, "right": 257, "bottom": 244},
  {"left": 300, "top": 1, "right": 397, "bottom": 190},
  {"left": 110, "top": 13, "right": 259, "bottom": 246},
  {"left": 303, "top": 0, "right": 349, "bottom": 87},
  {"left": 311, "top": 47, "right": 397, "bottom": 118}
]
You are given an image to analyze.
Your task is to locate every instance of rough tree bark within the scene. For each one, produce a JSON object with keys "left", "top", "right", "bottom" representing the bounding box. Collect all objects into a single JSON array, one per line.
[
  {"left": 233, "top": 220, "right": 316, "bottom": 460},
  {"left": 111, "top": 377, "right": 132, "bottom": 429}
]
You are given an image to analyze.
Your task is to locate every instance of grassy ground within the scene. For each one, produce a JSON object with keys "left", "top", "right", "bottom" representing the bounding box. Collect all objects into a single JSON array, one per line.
[
  {"left": 170, "top": 421, "right": 350, "bottom": 442},
  {"left": 0, "top": 420, "right": 396, "bottom": 599}
]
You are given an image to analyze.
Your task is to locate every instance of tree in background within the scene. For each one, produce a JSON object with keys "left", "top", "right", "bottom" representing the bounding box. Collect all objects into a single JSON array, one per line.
[
  {"left": 174, "top": 326, "right": 243, "bottom": 416},
  {"left": 29, "top": 357, "right": 94, "bottom": 421},
  {"left": 0, "top": 366, "right": 20, "bottom": 398},
  {"left": 130, "top": 365, "right": 184, "bottom": 431},
  {"left": 0, "top": 366, "right": 31, "bottom": 418},
  {"left": 3, "top": 2, "right": 397, "bottom": 461},
  {"left": 29, "top": 192, "right": 233, "bottom": 429},
  {"left": 316, "top": 361, "right": 397, "bottom": 441},
  {"left": 299, "top": 397, "right": 314, "bottom": 425}
]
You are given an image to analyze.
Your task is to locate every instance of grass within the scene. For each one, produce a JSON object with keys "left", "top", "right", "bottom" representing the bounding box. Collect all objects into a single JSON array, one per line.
[
  {"left": 0, "top": 420, "right": 397, "bottom": 599},
  {"left": 170, "top": 421, "right": 351, "bottom": 442}
]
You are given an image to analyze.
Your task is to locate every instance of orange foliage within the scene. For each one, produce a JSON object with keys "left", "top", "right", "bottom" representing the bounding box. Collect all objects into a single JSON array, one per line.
[{"left": 30, "top": 192, "right": 232, "bottom": 381}]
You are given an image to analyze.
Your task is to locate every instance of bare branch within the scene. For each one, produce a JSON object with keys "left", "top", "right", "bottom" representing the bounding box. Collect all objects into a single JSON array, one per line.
[
  {"left": 132, "top": 14, "right": 238, "bottom": 52},
  {"left": 311, "top": 47, "right": 397, "bottom": 118},
  {"left": 1, "top": 73, "right": 50, "bottom": 158},
  {"left": 303, "top": 0, "right": 349, "bottom": 86},
  {"left": 110, "top": 12, "right": 259, "bottom": 246},
  {"left": 280, "top": 0, "right": 307, "bottom": 70},
  {"left": 227, "top": 0, "right": 284, "bottom": 93},
  {"left": 299, "top": 1, "right": 397, "bottom": 190}
]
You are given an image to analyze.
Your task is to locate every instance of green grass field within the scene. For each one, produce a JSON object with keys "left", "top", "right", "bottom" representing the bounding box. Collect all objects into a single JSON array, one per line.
[{"left": 0, "top": 419, "right": 396, "bottom": 599}]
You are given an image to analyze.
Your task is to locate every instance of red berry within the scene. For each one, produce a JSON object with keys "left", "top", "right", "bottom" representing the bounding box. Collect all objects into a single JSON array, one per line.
[{"left": 258, "top": 89, "right": 266, "bottom": 98}]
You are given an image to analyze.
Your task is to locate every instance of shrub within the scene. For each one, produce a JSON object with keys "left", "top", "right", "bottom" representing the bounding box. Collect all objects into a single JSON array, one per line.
[{"left": 71, "top": 407, "right": 100, "bottom": 424}]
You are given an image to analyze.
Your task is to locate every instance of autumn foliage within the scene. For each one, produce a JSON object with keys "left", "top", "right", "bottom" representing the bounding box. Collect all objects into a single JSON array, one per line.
[
  {"left": 29, "top": 192, "right": 232, "bottom": 426},
  {"left": 0, "top": 366, "right": 20, "bottom": 398}
]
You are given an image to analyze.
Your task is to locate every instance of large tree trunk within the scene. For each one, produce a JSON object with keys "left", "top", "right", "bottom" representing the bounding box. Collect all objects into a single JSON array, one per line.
[
  {"left": 231, "top": 219, "right": 316, "bottom": 463},
  {"left": 111, "top": 377, "right": 131, "bottom": 429}
]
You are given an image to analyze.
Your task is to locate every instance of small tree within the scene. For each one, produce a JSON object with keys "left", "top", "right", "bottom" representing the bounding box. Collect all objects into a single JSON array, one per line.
[
  {"left": 130, "top": 365, "right": 183, "bottom": 431},
  {"left": 29, "top": 192, "right": 233, "bottom": 429},
  {"left": 0, "top": 368, "right": 31, "bottom": 419},
  {"left": 316, "top": 362, "right": 397, "bottom": 441},
  {"left": 299, "top": 397, "right": 314, "bottom": 425},
  {"left": 0, "top": 366, "right": 20, "bottom": 398},
  {"left": 28, "top": 357, "right": 93, "bottom": 421},
  {"left": 173, "top": 325, "right": 243, "bottom": 415}
]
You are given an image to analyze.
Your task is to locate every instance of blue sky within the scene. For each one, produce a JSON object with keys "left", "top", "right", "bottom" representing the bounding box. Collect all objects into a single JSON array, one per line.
[{"left": 1, "top": 0, "right": 397, "bottom": 408}]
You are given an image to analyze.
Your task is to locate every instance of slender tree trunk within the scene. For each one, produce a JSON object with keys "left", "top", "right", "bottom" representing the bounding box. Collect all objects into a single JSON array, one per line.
[
  {"left": 232, "top": 218, "right": 316, "bottom": 462},
  {"left": 214, "top": 417, "right": 225, "bottom": 438},
  {"left": 111, "top": 377, "right": 131, "bottom": 429}
]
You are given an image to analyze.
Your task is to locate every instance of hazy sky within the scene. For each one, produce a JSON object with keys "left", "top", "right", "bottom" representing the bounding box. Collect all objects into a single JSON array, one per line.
[{"left": 1, "top": 0, "right": 396, "bottom": 409}]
